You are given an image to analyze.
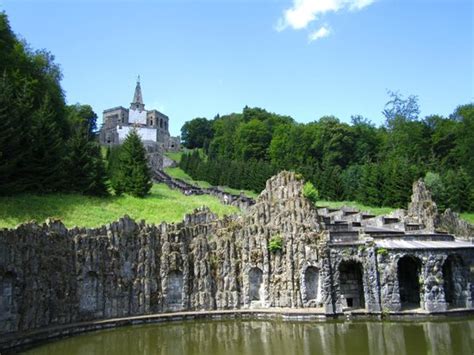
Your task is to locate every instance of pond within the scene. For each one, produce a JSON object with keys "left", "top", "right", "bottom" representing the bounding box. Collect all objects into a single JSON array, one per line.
[{"left": 24, "top": 317, "right": 474, "bottom": 355}]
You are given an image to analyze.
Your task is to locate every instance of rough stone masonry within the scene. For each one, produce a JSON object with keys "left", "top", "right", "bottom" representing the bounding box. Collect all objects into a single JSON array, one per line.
[{"left": 0, "top": 172, "right": 473, "bottom": 338}]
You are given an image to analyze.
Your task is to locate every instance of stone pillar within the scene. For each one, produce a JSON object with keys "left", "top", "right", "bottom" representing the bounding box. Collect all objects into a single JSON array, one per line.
[
  {"left": 422, "top": 254, "right": 447, "bottom": 312},
  {"left": 365, "top": 241, "right": 382, "bottom": 312}
]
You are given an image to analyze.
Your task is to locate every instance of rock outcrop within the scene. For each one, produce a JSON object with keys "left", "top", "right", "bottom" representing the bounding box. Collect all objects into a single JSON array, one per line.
[{"left": 407, "top": 179, "right": 439, "bottom": 232}]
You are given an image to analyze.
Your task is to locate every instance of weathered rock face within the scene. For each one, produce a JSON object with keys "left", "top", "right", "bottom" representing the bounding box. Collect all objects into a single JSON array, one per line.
[
  {"left": 237, "top": 172, "right": 322, "bottom": 308},
  {"left": 144, "top": 141, "right": 164, "bottom": 171},
  {"left": 0, "top": 171, "right": 473, "bottom": 340},
  {"left": 438, "top": 209, "right": 474, "bottom": 240},
  {"left": 407, "top": 179, "right": 439, "bottom": 232},
  {"left": 0, "top": 172, "right": 325, "bottom": 336},
  {"left": 407, "top": 178, "right": 474, "bottom": 239}
]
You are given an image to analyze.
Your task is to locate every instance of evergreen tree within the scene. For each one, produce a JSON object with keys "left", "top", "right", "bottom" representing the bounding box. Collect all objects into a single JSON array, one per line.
[
  {"left": 25, "top": 95, "right": 66, "bottom": 192},
  {"left": 0, "top": 74, "right": 31, "bottom": 194},
  {"left": 65, "top": 126, "right": 108, "bottom": 196},
  {"left": 115, "top": 130, "right": 152, "bottom": 197},
  {"left": 107, "top": 145, "right": 124, "bottom": 195}
]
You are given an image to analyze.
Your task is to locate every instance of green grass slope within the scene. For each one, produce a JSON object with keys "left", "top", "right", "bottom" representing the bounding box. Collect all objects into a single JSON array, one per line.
[{"left": 0, "top": 183, "right": 239, "bottom": 229}]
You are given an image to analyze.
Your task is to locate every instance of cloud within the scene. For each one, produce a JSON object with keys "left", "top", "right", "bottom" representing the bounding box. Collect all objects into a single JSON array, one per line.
[
  {"left": 277, "top": 0, "right": 376, "bottom": 32},
  {"left": 308, "top": 25, "right": 331, "bottom": 41}
]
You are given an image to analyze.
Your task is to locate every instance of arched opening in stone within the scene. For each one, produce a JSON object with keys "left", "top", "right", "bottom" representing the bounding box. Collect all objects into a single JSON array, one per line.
[
  {"left": 338, "top": 261, "right": 365, "bottom": 309},
  {"left": 249, "top": 267, "right": 264, "bottom": 302},
  {"left": 167, "top": 270, "right": 184, "bottom": 307},
  {"left": 443, "top": 254, "right": 467, "bottom": 308},
  {"left": 398, "top": 255, "right": 422, "bottom": 309},
  {"left": 0, "top": 272, "right": 15, "bottom": 316},
  {"left": 79, "top": 271, "right": 100, "bottom": 313},
  {"left": 304, "top": 266, "right": 319, "bottom": 302}
]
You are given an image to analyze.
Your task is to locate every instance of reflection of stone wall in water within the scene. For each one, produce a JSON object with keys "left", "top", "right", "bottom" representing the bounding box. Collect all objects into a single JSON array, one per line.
[
  {"left": 19, "top": 319, "right": 474, "bottom": 355},
  {"left": 0, "top": 171, "right": 473, "bottom": 340}
]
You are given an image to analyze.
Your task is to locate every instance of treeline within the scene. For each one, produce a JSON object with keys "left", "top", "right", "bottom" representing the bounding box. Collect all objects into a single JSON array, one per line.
[
  {"left": 0, "top": 12, "right": 108, "bottom": 196},
  {"left": 180, "top": 151, "right": 275, "bottom": 192},
  {"left": 180, "top": 98, "right": 474, "bottom": 212}
]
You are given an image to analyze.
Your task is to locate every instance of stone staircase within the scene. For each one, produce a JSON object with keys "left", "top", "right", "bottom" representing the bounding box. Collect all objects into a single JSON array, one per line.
[
  {"left": 317, "top": 205, "right": 430, "bottom": 243},
  {"left": 153, "top": 169, "right": 255, "bottom": 210}
]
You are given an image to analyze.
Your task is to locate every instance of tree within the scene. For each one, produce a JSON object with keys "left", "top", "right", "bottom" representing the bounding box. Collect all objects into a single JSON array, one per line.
[
  {"left": 111, "top": 130, "right": 152, "bottom": 197},
  {"left": 235, "top": 119, "right": 272, "bottom": 161},
  {"left": 181, "top": 117, "right": 214, "bottom": 149},
  {"left": 0, "top": 73, "right": 32, "bottom": 194},
  {"left": 383, "top": 90, "right": 420, "bottom": 124},
  {"left": 65, "top": 125, "right": 108, "bottom": 196},
  {"left": 25, "top": 95, "right": 66, "bottom": 192},
  {"left": 66, "top": 104, "right": 98, "bottom": 137}
]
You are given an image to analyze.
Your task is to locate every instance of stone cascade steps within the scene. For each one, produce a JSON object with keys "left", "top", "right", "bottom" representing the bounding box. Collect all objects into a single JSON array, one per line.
[
  {"left": 318, "top": 205, "right": 429, "bottom": 238},
  {"left": 153, "top": 169, "right": 255, "bottom": 210}
]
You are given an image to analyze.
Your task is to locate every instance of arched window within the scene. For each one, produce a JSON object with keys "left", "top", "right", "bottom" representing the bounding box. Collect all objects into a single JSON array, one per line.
[
  {"left": 443, "top": 254, "right": 467, "bottom": 308},
  {"left": 339, "top": 261, "right": 365, "bottom": 309},
  {"left": 79, "top": 271, "right": 100, "bottom": 313},
  {"left": 249, "top": 267, "right": 263, "bottom": 301},
  {"left": 398, "top": 256, "right": 422, "bottom": 309},
  {"left": 167, "top": 270, "right": 184, "bottom": 306},
  {"left": 304, "top": 267, "right": 319, "bottom": 301}
]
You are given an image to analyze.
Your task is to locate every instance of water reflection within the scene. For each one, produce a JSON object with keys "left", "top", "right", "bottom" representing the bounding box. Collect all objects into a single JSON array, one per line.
[{"left": 25, "top": 318, "right": 474, "bottom": 355}]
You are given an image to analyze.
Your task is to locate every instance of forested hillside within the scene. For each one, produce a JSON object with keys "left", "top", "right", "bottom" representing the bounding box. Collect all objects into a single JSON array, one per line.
[
  {"left": 0, "top": 12, "right": 107, "bottom": 196},
  {"left": 180, "top": 98, "right": 474, "bottom": 212}
]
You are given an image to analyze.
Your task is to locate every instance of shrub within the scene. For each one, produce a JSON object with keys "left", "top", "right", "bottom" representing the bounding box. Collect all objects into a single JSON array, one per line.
[
  {"left": 268, "top": 235, "right": 283, "bottom": 253},
  {"left": 303, "top": 181, "right": 319, "bottom": 205}
]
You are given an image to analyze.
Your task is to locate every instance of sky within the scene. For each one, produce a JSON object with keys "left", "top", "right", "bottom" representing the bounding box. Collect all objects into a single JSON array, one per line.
[{"left": 1, "top": 0, "right": 473, "bottom": 136}]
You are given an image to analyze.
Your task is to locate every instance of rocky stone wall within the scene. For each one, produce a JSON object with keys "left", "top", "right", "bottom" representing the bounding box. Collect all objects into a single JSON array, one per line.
[
  {"left": 376, "top": 248, "right": 474, "bottom": 312},
  {"left": 1, "top": 171, "right": 473, "bottom": 340},
  {"left": 0, "top": 172, "right": 325, "bottom": 336}
]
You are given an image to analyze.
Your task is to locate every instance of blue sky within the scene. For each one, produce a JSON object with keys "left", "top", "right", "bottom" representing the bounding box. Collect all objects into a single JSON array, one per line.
[{"left": 1, "top": 0, "right": 472, "bottom": 135}]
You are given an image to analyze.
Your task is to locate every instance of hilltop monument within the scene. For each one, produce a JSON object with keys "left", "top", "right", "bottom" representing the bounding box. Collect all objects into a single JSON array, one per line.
[{"left": 99, "top": 76, "right": 180, "bottom": 152}]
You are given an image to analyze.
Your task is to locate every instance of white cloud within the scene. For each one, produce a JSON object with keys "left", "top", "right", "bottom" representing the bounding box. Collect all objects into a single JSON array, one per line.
[
  {"left": 278, "top": 0, "right": 376, "bottom": 32},
  {"left": 308, "top": 25, "right": 331, "bottom": 41}
]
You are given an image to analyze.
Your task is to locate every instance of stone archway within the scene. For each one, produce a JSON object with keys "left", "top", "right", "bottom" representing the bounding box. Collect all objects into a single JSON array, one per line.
[
  {"left": 443, "top": 254, "right": 467, "bottom": 308},
  {"left": 304, "top": 266, "right": 319, "bottom": 302},
  {"left": 398, "top": 256, "right": 422, "bottom": 309},
  {"left": 338, "top": 261, "right": 365, "bottom": 309},
  {"left": 167, "top": 270, "right": 184, "bottom": 308},
  {"left": 249, "top": 267, "right": 264, "bottom": 303},
  {"left": 0, "top": 272, "right": 14, "bottom": 314},
  {"left": 79, "top": 271, "right": 100, "bottom": 313}
]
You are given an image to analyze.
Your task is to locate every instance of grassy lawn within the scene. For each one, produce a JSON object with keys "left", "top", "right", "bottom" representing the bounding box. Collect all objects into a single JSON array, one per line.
[
  {"left": 461, "top": 213, "right": 474, "bottom": 224},
  {"left": 0, "top": 183, "right": 239, "bottom": 229},
  {"left": 164, "top": 151, "right": 183, "bottom": 163},
  {"left": 316, "top": 200, "right": 395, "bottom": 216}
]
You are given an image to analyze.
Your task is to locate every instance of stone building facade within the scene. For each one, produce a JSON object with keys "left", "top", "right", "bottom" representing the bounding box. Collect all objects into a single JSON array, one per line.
[
  {"left": 0, "top": 172, "right": 473, "bottom": 340},
  {"left": 99, "top": 77, "right": 180, "bottom": 152}
]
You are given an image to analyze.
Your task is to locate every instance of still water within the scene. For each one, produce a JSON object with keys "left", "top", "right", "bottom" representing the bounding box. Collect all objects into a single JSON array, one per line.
[{"left": 24, "top": 317, "right": 474, "bottom": 355}]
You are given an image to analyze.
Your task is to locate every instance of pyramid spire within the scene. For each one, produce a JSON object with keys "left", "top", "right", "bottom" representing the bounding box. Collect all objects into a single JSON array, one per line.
[{"left": 131, "top": 75, "right": 145, "bottom": 111}]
